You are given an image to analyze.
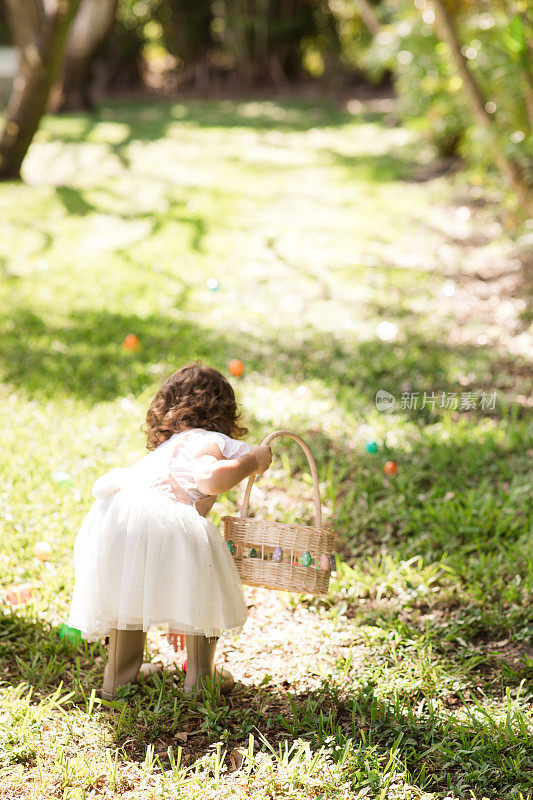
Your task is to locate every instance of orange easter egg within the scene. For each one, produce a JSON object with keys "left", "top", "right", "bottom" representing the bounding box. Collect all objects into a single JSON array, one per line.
[
  {"left": 34, "top": 541, "right": 52, "bottom": 561},
  {"left": 122, "top": 333, "right": 140, "bottom": 352},
  {"left": 228, "top": 359, "right": 244, "bottom": 377},
  {"left": 7, "top": 583, "right": 33, "bottom": 605},
  {"left": 383, "top": 461, "right": 398, "bottom": 476}
]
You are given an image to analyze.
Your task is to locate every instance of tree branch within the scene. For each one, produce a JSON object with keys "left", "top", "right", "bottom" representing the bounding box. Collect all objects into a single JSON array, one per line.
[
  {"left": 5, "top": 0, "right": 43, "bottom": 47},
  {"left": 431, "top": 0, "right": 531, "bottom": 210},
  {"left": 354, "top": 0, "right": 382, "bottom": 37},
  {"left": 0, "top": 0, "right": 80, "bottom": 179}
]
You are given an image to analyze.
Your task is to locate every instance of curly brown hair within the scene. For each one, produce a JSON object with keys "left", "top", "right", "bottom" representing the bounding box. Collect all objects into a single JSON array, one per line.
[{"left": 144, "top": 362, "right": 248, "bottom": 450}]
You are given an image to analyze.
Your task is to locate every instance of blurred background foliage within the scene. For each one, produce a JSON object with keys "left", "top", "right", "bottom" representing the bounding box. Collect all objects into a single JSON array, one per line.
[
  {"left": 362, "top": 1, "right": 532, "bottom": 176},
  {"left": 0, "top": 0, "right": 531, "bottom": 201}
]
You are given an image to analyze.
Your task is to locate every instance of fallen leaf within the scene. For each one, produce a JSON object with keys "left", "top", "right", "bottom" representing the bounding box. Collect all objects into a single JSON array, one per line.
[
  {"left": 229, "top": 747, "right": 247, "bottom": 772},
  {"left": 173, "top": 732, "right": 188, "bottom": 743}
]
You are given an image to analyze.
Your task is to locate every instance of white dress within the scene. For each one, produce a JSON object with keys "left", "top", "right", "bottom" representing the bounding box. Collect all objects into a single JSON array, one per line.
[{"left": 68, "top": 429, "right": 250, "bottom": 641}]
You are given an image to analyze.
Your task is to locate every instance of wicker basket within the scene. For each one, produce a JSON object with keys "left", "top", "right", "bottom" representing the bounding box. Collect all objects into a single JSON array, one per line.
[{"left": 222, "top": 430, "right": 336, "bottom": 595}]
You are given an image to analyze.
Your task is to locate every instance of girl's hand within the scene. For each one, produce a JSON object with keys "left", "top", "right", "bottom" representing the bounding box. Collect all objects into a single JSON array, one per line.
[
  {"left": 167, "top": 632, "right": 186, "bottom": 652},
  {"left": 250, "top": 444, "right": 272, "bottom": 475}
]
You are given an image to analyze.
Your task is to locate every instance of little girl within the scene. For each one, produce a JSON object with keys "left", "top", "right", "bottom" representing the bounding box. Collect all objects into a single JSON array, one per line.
[{"left": 67, "top": 362, "right": 272, "bottom": 699}]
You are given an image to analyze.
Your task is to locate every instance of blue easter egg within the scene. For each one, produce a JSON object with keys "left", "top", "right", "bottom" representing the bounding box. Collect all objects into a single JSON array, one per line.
[
  {"left": 366, "top": 441, "right": 378, "bottom": 454},
  {"left": 301, "top": 550, "right": 312, "bottom": 567},
  {"left": 272, "top": 546, "right": 283, "bottom": 563},
  {"left": 206, "top": 278, "right": 219, "bottom": 291},
  {"left": 227, "top": 540, "right": 235, "bottom": 555}
]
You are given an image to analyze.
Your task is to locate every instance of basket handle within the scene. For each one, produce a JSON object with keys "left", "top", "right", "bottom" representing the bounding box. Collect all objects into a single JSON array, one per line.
[{"left": 240, "top": 430, "right": 323, "bottom": 528}]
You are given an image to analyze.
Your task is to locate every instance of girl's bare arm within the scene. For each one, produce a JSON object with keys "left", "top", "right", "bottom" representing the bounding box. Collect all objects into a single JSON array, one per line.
[{"left": 193, "top": 443, "right": 272, "bottom": 496}]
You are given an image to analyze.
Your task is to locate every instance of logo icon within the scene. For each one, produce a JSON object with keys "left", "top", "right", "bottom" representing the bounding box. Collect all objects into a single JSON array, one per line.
[{"left": 375, "top": 390, "right": 395, "bottom": 411}]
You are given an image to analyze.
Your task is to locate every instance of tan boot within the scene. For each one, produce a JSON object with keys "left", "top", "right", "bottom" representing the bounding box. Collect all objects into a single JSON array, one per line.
[
  {"left": 101, "top": 629, "right": 163, "bottom": 700},
  {"left": 183, "top": 635, "right": 234, "bottom": 696}
]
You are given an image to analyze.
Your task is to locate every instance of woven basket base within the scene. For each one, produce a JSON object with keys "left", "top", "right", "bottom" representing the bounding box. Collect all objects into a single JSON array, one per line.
[
  {"left": 236, "top": 560, "right": 330, "bottom": 595},
  {"left": 223, "top": 515, "right": 335, "bottom": 596}
]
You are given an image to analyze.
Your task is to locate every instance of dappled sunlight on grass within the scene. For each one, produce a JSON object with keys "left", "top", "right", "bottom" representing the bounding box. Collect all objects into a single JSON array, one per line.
[{"left": 0, "top": 98, "right": 531, "bottom": 799}]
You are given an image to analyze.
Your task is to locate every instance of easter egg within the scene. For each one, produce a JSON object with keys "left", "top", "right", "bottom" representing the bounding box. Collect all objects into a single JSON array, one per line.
[
  {"left": 442, "top": 280, "right": 455, "bottom": 297},
  {"left": 228, "top": 359, "right": 244, "bottom": 377},
  {"left": 7, "top": 583, "right": 33, "bottom": 605},
  {"left": 227, "top": 540, "right": 235, "bottom": 555},
  {"left": 383, "top": 461, "right": 398, "bottom": 476},
  {"left": 59, "top": 623, "right": 81, "bottom": 644},
  {"left": 319, "top": 554, "right": 330, "bottom": 571},
  {"left": 249, "top": 548, "right": 258, "bottom": 558},
  {"left": 183, "top": 659, "right": 187, "bottom": 673},
  {"left": 294, "top": 385, "right": 311, "bottom": 399},
  {"left": 122, "top": 333, "right": 140, "bottom": 352},
  {"left": 34, "top": 541, "right": 52, "bottom": 561},
  {"left": 272, "top": 546, "right": 283, "bottom": 563},
  {"left": 366, "top": 441, "right": 378, "bottom": 454},
  {"left": 52, "top": 470, "right": 73, "bottom": 487},
  {"left": 206, "top": 278, "right": 219, "bottom": 291},
  {"left": 377, "top": 321, "right": 399, "bottom": 342},
  {"left": 329, "top": 554, "right": 336, "bottom": 571},
  {"left": 301, "top": 551, "right": 312, "bottom": 567}
]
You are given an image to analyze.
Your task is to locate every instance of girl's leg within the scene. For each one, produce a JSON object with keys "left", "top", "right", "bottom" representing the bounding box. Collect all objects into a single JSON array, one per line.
[
  {"left": 183, "top": 635, "right": 234, "bottom": 695},
  {"left": 102, "top": 629, "right": 161, "bottom": 699}
]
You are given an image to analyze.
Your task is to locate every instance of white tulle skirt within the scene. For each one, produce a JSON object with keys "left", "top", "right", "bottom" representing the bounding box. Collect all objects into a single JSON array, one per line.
[{"left": 68, "top": 486, "right": 248, "bottom": 641}]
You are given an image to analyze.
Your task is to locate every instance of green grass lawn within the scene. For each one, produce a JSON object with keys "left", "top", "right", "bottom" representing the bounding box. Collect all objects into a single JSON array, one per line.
[{"left": 0, "top": 96, "right": 532, "bottom": 799}]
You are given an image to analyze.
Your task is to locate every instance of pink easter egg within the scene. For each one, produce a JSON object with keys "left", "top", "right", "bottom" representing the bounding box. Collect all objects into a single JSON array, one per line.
[
  {"left": 294, "top": 385, "right": 311, "bottom": 399},
  {"left": 319, "top": 554, "right": 330, "bottom": 571}
]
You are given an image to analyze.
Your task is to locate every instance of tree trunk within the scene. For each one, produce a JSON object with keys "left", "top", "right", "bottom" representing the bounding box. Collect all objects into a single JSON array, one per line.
[
  {"left": 0, "top": 0, "right": 79, "bottom": 181},
  {"left": 50, "top": 0, "right": 117, "bottom": 112},
  {"left": 520, "top": 11, "right": 533, "bottom": 129},
  {"left": 431, "top": 0, "right": 532, "bottom": 211}
]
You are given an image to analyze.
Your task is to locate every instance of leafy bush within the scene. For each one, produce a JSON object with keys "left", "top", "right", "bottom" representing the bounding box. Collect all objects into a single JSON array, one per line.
[{"left": 356, "top": 0, "right": 531, "bottom": 197}]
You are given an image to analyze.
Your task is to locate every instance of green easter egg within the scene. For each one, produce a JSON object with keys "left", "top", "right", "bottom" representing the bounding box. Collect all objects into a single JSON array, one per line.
[
  {"left": 227, "top": 540, "right": 235, "bottom": 555},
  {"left": 52, "top": 471, "right": 73, "bottom": 488},
  {"left": 301, "top": 551, "right": 312, "bottom": 567},
  {"left": 249, "top": 548, "right": 258, "bottom": 558},
  {"left": 59, "top": 623, "right": 81, "bottom": 644}
]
